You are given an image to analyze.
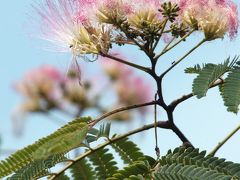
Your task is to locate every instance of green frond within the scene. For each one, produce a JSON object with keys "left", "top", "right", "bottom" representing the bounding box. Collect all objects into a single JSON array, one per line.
[
  {"left": 0, "top": 117, "right": 91, "bottom": 178},
  {"left": 185, "top": 64, "right": 205, "bottom": 74},
  {"left": 110, "top": 137, "right": 144, "bottom": 164},
  {"left": 107, "top": 160, "right": 152, "bottom": 180},
  {"left": 192, "top": 60, "right": 229, "bottom": 98},
  {"left": 70, "top": 159, "right": 96, "bottom": 180},
  {"left": 154, "top": 164, "right": 232, "bottom": 180},
  {"left": 88, "top": 148, "right": 118, "bottom": 179},
  {"left": 54, "top": 173, "right": 71, "bottom": 180},
  {"left": 86, "top": 123, "right": 111, "bottom": 144},
  {"left": 33, "top": 124, "right": 89, "bottom": 160},
  {"left": 220, "top": 69, "right": 240, "bottom": 113},
  {"left": 8, "top": 154, "right": 66, "bottom": 180},
  {"left": 159, "top": 147, "right": 240, "bottom": 178}
]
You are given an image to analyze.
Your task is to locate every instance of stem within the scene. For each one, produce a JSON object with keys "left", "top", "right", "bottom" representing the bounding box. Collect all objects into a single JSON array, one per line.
[
  {"left": 156, "top": 29, "right": 195, "bottom": 59},
  {"left": 169, "top": 79, "right": 224, "bottom": 110},
  {"left": 159, "top": 39, "right": 206, "bottom": 79},
  {"left": 209, "top": 123, "right": 240, "bottom": 156},
  {"left": 48, "top": 121, "right": 170, "bottom": 180},
  {"left": 154, "top": 94, "right": 160, "bottom": 157},
  {"left": 90, "top": 101, "right": 157, "bottom": 126},
  {"left": 100, "top": 53, "right": 151, "bottom": 73},
  {"left": 153, "top": 19, "right": 168, "bottom": 50}
]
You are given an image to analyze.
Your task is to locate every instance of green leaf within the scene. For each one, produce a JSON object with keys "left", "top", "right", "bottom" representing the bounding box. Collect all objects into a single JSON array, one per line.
[
  {"left": 221, "top": 69, "right": 240, "bottom": 113},
  {"left": 33, "top": 124, "right": 89, "bottom": 159},
  {"left": 185, "top": 64, "right": 204, "bottom": 74},
  {"left": 159, "top": 147, "right": 240, "bottom": 178},
  {"left": 154, "top": 164, "right": 232, "bottom": 180},
  {"left": 111, "top": 137, "right": 144, "bottom": 164},
  {"left": 8, "top": 154, "right": 66, "bottom": 180},
  {"left": 88, "top": 148, "right": 118, "bottom": 179},
  {"left": 0, "top": 117, "right": 91, "bottom": 178},
  {"left": 107, "top": 160, "right": 152, "bottom": 180},
  {"left": 192, "top": 61, "right": 229, "bottom": 98},
  {"left": 70, "top": 159, "right": 96, "bottom": 180},
  {"left": 54, "top": 173, "right": 70, "bottom": 180},
  {"left": 85, "top": 123, "right": 111, "bottom": 144}
]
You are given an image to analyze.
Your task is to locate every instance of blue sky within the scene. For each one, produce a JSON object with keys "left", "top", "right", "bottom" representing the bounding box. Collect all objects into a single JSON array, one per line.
[{"left": 1, "top": 0, "right": 240, "bottom": 166}]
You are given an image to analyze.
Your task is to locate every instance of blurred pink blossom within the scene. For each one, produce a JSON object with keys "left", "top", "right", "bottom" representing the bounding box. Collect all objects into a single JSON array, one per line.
[
  {"left": 174, "top": 0, "right": 239, "bottom": 39},
  {"left": 14, "top": 65, "right": 63, "bottom": 102}
]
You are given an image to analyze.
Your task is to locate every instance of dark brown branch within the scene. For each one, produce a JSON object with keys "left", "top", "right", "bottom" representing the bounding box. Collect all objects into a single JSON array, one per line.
[
  {"left": 169, "top": 79, "right": 224, "bottom": 110},
  {"left": 100, "top": 53, "right": 151, "bottom": 73}
]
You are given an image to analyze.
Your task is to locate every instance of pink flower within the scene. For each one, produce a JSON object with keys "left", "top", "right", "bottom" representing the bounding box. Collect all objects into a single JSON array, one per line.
[
  {"left": 116, "top": 75, "right": 152, "bottom": 114},
  {"left": 175, "top": 0, "right": 239, "bottom": 39},
  {"left": 14, "top": 65, "right": 63, "bottom": 102}
]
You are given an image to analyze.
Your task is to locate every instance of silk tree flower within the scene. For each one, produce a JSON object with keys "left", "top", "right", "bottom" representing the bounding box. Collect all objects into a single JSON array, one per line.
[
  {"left": 14, "top": 65, "right": 64, "bottom": 110},
  {"left": 34, "top": 0, "right": 111, "bottom": 55},
  {"left": 116, "top": 75, "right": 152, "bottom": 114},
  {"left": 175, "top": 0, "right": 239, "bottom": 40},
  {"left": 96, "top": 0, "right": 163, "bottom": 27}
]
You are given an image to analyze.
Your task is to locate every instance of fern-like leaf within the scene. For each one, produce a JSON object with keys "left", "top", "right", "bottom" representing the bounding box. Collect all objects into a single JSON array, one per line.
[
  {"left": 192, "top": 60, "right": 229, "bottom": 98},
  {"left": 159, "top": 147, "right": 240, "bottom": 178},
  {"left": 221, "top": 69, "right": 240, "bottom": 113},
  {"left": 8, "top": 154, "right": 66, "bottom": 180},
  {"left": 33, "top": 124, "right": 89, "bottom": 159},
  {"left": 88, "top": 148, "right": 118, "bottom": 179},
  {"left": 0, "top": 117, "right": 91, "bottom": 178},
  {"left": 107, "top": 160, "right": 152, "bottom": 180},
  {"left": 54, "top": 173, "right": 70, "bottom": 180},
  {"left": 86, "top": 123, "right": 111, "bottom": 144},
  {"left": 70, "top": 159, "right": 96, "bottom": 180},
  {"left": 154, "top": 164, "right": 232, "bottom": 180},
  {"left": 111, "top": 137, "right": 144, "bottom": 164},
  {"left": 185, "top": 64, "right": 204, "bottom": 74}
]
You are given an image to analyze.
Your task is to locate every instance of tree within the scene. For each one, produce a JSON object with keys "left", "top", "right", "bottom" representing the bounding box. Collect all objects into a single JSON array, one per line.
[{"left": 1, "top": 0, "right": 240, "bottom": 179}]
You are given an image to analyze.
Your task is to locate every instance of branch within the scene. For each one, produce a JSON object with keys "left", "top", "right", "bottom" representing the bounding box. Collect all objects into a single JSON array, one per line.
[
  {"left": 90, "top": 101, "right": 157, "bottom": 126},
  {"left": 100, "top": 53, "right": 151, "bottom": 73},
  {"left": 159, "top": 38, "right": 206, "bottom": 79},
  {"left": 169, "top": 79, "right": 224, "bottom": 110},
  {"left": 156, "top": 29, "right": 195, "bottom": 59},
  {"left": 48, "top": 120, "right": 170, "bottom": 180},
  {"left": 209, "top": 123, "right": 240, "bottom": 156},
  {"left": 152, "top": 19, "right": 168, "bottom": 51}
]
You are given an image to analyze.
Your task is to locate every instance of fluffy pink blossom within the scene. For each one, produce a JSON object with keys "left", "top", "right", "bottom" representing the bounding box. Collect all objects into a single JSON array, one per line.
[
  {"left": 116, "top": 75, "right": 152, "bottom": 113},
  {"left": 175, "top": 0, "right": 239, "bottom": 39},
  {"left": 14, "top": 65, "right": 63, "bottom": 102}
]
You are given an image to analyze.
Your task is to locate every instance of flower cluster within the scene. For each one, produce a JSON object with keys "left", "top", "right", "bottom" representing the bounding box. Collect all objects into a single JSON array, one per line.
[
  {"left": 14, "top": 60, "right": 152, "bottom": 124},
  {"left": 175, "top": 0, "right": 239, "bottom": 40},
  {"left": 34, "top": 0, "right": 238, "bottom": 57}
]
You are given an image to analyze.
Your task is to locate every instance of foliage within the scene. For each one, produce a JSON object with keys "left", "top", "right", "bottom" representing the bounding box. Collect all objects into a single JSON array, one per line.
[
  {"left": 186, "top": 56, "right": 240, "bottom": 113},
  {"left": 3, "top": 0, "right": 240, "bottom": 179},
  {"left": 0, "top": 117, "right": 91, "bottom": 178}
]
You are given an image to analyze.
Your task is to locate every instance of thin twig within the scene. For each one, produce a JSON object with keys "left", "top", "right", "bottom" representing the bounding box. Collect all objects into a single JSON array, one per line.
[
  {"left": 153, "top": 19, "right": 168, "bottom": 50},
  {"left": 209, "top": 123, "right": 240, "bottom": 156},
  {"left": 169, "top": 79, "right": 224, "bottom": 110},
  {"left": 159, "top": 39, "right": 206, "bottom": 79},
  {"left": 155, "top": 29, "right": 195, "bottom": 60},
  {"left": 90, "top": 101, "right": 158, "bottom": 126},
  {"left": 100, "top": 53, "right": 151, "bottom": 73},
  {"left": 154, "top": 94, "right": 160, "bottom": 157},
  {"left": 48, "top": 121, "right": 170, "bottom": 180}
]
